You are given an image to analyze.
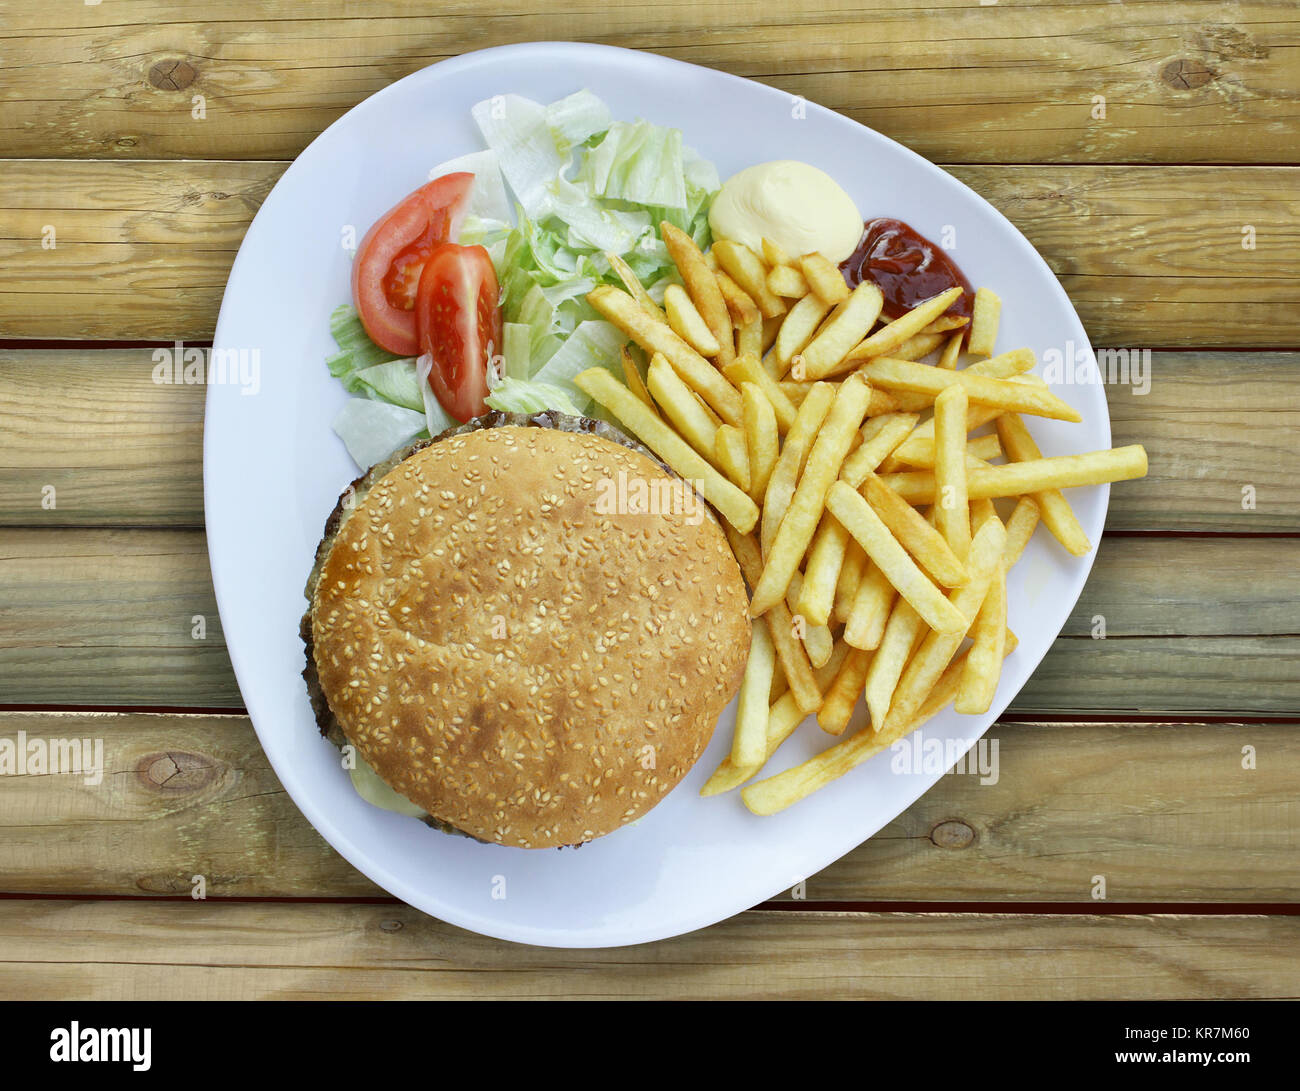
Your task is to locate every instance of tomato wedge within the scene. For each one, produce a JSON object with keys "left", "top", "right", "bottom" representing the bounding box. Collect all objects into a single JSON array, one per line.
[
  {"left": 415, "top": 243, "right": 501, "bottom": 423},
  {"left": 351, "top": 172, "right": 474, "bottom": 356}
]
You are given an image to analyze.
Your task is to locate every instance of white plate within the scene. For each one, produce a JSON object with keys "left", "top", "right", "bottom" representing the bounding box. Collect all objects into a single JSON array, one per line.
[{"left": 206, "top": 41, "right": 1109, "bottom": 948}]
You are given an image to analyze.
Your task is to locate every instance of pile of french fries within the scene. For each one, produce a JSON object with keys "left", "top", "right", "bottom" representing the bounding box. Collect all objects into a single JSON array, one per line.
[{"left": 574, "top": 223, "right": 1148, "bottom": 815}]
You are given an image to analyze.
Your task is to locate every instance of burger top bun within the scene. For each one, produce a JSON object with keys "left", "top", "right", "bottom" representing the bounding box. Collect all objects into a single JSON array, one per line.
[{"left": 307, "top": 415, "right": 750, "bottom": 849}]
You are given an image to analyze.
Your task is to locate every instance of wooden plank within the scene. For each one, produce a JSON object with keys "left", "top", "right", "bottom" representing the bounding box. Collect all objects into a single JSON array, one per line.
[
  {"left": 0, "top": 529, "right": 1296, "bottom": 713},
  {"left": 0, "top": 2, "right": 1296, "bottom": 165},
  {"left": 1106, "top": 352, "right": 1300, "bottom": 532},
  {"left": 0, "top": 900, "right": 1293, "bottom": 999},
  {"left": 0, "top": 349, "right": 205, "bottom": 526},
  {"left": 3, "top": 349, "right": 1295, "bottom": 531},
  {"left": 1, "top": 712, "right": 1295, "bottom": 903},
  {"left": 0, "top": 161, "right": 1297, "bottom": 344}
]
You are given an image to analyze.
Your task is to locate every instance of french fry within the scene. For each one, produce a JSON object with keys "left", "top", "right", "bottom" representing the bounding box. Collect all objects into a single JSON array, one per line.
[
  {"left": 741, "top": 633, "right": 1017, "bottom": 815},
  {"left": 715, "top": 270, "right": 761, "bottom": 328},
  {"left": 879, "top": 517, "right": 1007, "bottom": 733},
  {"left": 995, "top": 413, "right": 1091, "bottom": 556},
  {"left": 606, "top": 251, "right": 669, "bottom": 325},
  {"left": 965, "top": 347, "right": 1037, "bottom": 379},
  {"left": 741, "top": 383, "right": 779, "bottom": 500},
  {"left": 750, "top": 374, "right": 872, "bottom": 616},
  {"left": 574, "top": 368, "right": 759, "bottom": 533},
  {"left": 954, "top": 533, "right": 1007, "bottom": 715},
  {"left": 826, "top": 482, "right": 966, "bottom": 634},
  {"left": 839, "top": 413, "right": 920, "bottom": 489},
  {"left": 843, "top": 286, "right": 962, "bottom": 363},
  {"left": 646, "top": 352, "right": 719, "bottom": 459},
  {"left": 767, "top": 263, "right": 809, "bottom": 298},
  {"left": 797, "top": 513, "right": 851, "bottom": 627},
  {"left": 798, "top": 282, "right": 886, "bottom": 380},
  {"left": 863, "top": 474, "right": 968, "bottom": 587},
  {"left": 737, "top": 316, "right": 764, "bottom": 359},
  {"left": 938, "top": 330, "right": 963, "bottom": 369},
  {"left": 890, "top": 332, "right": 947, "bottom": 361},
  {"left": 970, "top": 497, "right": 999, "bottom": 530},
  {"left": 775, "top": 293, "right": 834, "bottom": 375},
  {"left": 730, "top": 619, "right": 776, "bottom": 770},
  {"left": 663, "top": 284, "right": 721, "bottom": 357},
  {"left": 726, "top": 527, "right": 823, "bottom": 714},
  {"left": 761, "top": 382, "right": 834, "bottom": 557},
  {"left": 761, "top": 315, "right": 783, "bottom": 354},
  {"left": 890, "top": 404, "right": 1004, "bottom": 466},
  {"left": 713, "top": 239, "right": 787, "bottom": 318},
  {"left": 799, "top": 252, "right": 851, "bottom": 306},
  {"left": 587, "top": 285, "right": 744, "bottom": 425},
  {"left": 860, "top": 357, "right": 1083, "bottom": 422},
  {"left": 1003, "top": 496, "right": 1042, "bottom": 566},
  {"left": 788, "top": 572, "right": 835, "bottom": 669},
  {"left": 864, "top": 596, "right": 925, "bottom": 731},
  {"left": 723, "top": 353, "right": 798, "bottom": 433},
  {"left": 891, "top": 431, "right": 1002, "bottom": 470},
  {"left": 879, "top": 445, "right": 1149, "bottom": 504},
  {"left": 967, "top": 287, "right": 1002, "bottom": 357},
  {"left": 715, "top": 424, "right": 751, "bottom": 492},
  {"left": 761, "top": 237, "right": 793, "bottom": 268},
  {"left": 817, "top": 647, "right": 872, "bottom": 736},
  {"left": 933, "top": 385, "right": 972, "bottom": 562},
  {"left": 842, "top": 561, "right": 895, "bottom": 650},
  {"left": 660, "top": 221, "right": 734, "bottom": 368},
  {"left": 923, "top": 314, "right": 970, "bottom": 335},
  {"left": 833, "top": 540, "right": 867, "bottom": 625},
  {"left": 701, "top": 641, "right": 848, "bottom": 796},
  {"left": 620, "top": 345, "right": 658, "bottom": 413}
]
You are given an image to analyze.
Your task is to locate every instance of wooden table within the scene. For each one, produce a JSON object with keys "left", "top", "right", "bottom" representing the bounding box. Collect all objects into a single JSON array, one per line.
[{"left": 1, "top": 1, "right": 1297, "bottom": 1000}]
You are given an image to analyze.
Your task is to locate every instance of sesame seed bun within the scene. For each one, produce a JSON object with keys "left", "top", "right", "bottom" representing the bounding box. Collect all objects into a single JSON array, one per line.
[{"left": 303, "top": 411, "right": 750, "bottom": 849}]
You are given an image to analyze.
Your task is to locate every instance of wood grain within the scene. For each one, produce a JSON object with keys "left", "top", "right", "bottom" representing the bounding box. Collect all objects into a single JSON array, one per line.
[
  {"left": 0, "top": 2, "right": 1295, "bottom": 165},
  {"left": 0, "top": 712, "right": 1294, "bottom": 903},
  {"left": 3, "top": 349, "right": 1295, "bottom": 530},
  {"left": 0, "top": 530, "right": 1295, "bottom": 713},
  {"left": 2, "top": 161, "right": 1296, "bottom": 344},
  {"left": 0, "top": 899, "right": 1293, "bottom": 999}
]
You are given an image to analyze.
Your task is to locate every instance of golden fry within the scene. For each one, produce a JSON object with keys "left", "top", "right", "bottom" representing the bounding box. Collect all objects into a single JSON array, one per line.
[
  {"left": 799, "top": 252, "right": 851, "bottom": 306},
  {"left": 860, "top": 357, "right": 1082, "bottom": 422},
  {"left": 749, "top": 375, "right": 872, "bottom": 616},
  {"left": 713, "top": 239, "right": 787, "bottom": 318},
  {"left": 879, "top": 445, "right": 1149, "bottom": 503},
  {"left": 967, "top": 287, "right": 1002, "bottom": 357},
  {"left": 574, "top": 368, "right": 759, "bottom": 533},
  {"left": 880, "top": 517, "right": 1007, "bottom": 733},
  {"left": 660, "top": 221, "right": 734, "bottom": 367},
  {"left": 996, "top": 413, "right": 1091, "bottom": 556},
  {"left": 933, "top": 384, "right": 972, "bottom": 562},
  {"left": 587, "top": 285, "right": 743, "bottom": 425},
  {"left": 761, "top": 382, "right": 835, "bottom": 557},
  {"left": 647, "top": 352, "right": 719, "bottom": 458},
  {"left": 741, "top": 382, "right": 779, "bottom": 500},
  {"left": 844, "top": 286, "right": 962, "bottom": 363},
  {"left": 826, "top": 482, "right": 966, "bottom": 634},
  {"left": 715, "top": 423, "right": 751, "bottom": 492}
]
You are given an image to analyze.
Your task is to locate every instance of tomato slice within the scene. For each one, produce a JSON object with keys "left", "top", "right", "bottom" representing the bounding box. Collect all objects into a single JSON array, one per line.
[
  {"left": 415, "top": 243, "right": 501, "bottom": 423},
  {"left": 351, "top": 173, "right": 474, "bottom": 356}
]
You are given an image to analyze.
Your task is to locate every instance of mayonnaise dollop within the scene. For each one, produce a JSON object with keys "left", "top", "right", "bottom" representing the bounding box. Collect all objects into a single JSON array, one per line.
[{"left": 708, "top": 160, "right": 862, "bottom": 264}]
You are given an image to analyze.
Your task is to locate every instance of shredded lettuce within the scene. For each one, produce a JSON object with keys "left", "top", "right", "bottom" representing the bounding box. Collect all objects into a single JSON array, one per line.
[
  {"left": 485, "top": 375, "right": 584, "bottom": 416},
  {"left": 331, "top": 398, "right": 427, "bottom": 470},
  {"left": 475, "top": 90, "right": 716, "bottom": 401},
  {"left": 326, "top": 91, "right": 718, "bottom": 465}
]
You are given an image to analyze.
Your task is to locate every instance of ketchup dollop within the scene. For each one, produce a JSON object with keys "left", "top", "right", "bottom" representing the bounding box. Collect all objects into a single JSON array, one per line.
[{"left": 839, "top": 218, "right": 973, "bottom": 321}]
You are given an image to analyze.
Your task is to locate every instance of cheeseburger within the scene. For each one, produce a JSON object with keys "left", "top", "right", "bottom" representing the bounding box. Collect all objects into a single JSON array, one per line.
[{"left": 302, "top": 410, "right": 750, "bottom": 849}]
